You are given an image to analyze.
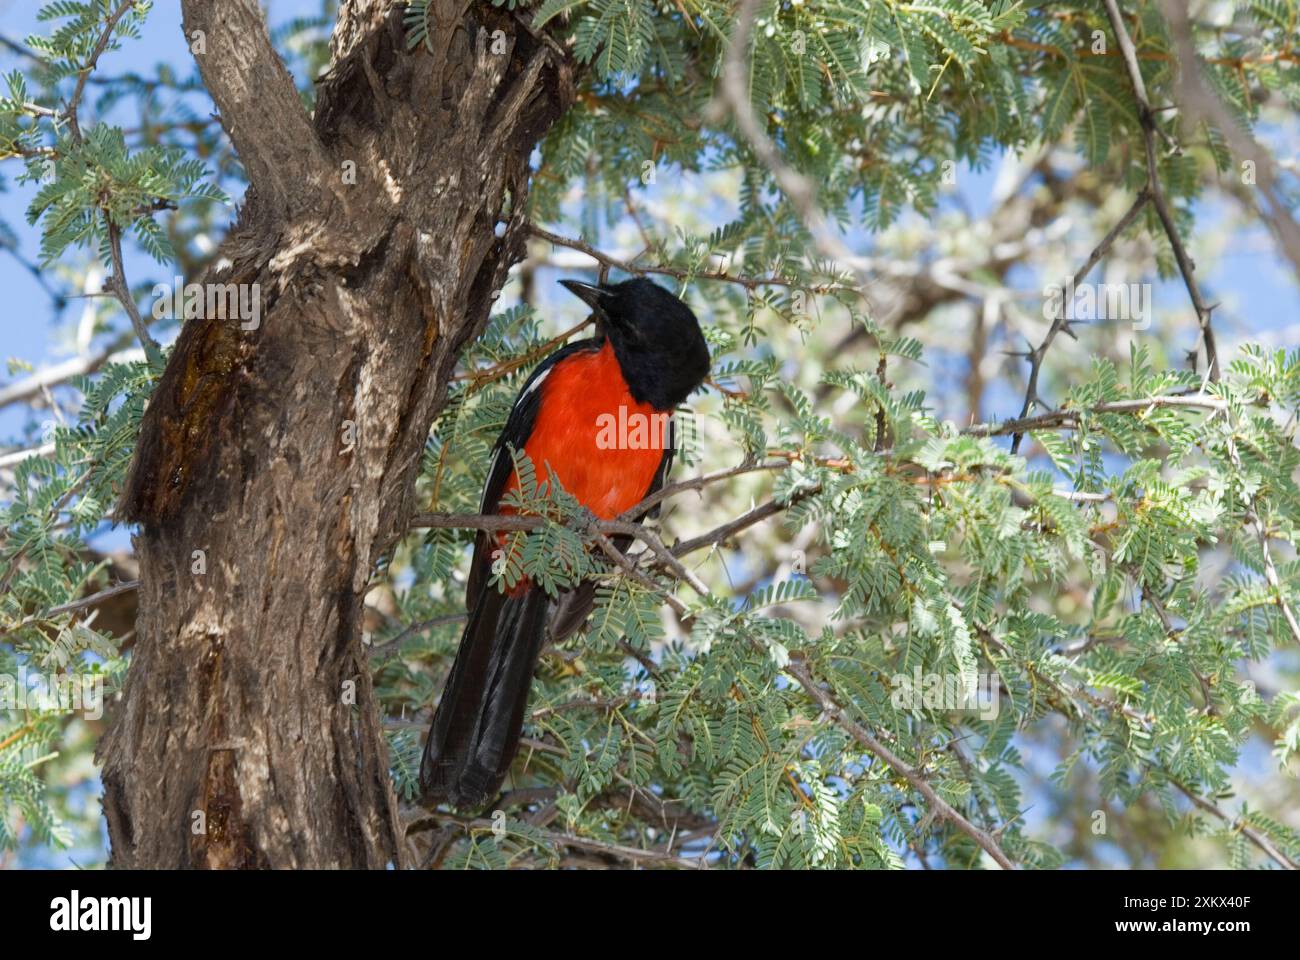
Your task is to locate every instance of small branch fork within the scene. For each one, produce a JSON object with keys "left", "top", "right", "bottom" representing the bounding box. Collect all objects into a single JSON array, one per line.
[
  {"left": 1008, "top": 189, "right": 1150, "bottom": 454},
  {"left": 1005, "top": 1, "right": 1245, "bottom": 455},
  {"left": 1157, "top": 0, "right": 1300, "bottom": 281},
  {"left": 1101, "top": 0, "right": 1220, "bottom": 383},
  {"left": 978, "top": 393, "right": 1232, "bottom": 440}
]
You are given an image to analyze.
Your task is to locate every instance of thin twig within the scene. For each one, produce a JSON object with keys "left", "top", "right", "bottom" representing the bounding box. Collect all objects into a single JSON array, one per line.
[
  {"left": 1102, "top": 0, "right": 1219, "bottom": 382},
  {"left": 527, "top": 223, "right": 849, "bottom": 295},
  {"left": 592, "top": 531, "right": 689, "bottom": 618},
  {"left": 712, "top": 0, "right": 876, "bottom": 304},
  {"left": 66, "top": 1, "right": 139, "bottom": 144},
  {"left": 983, "top": 626, "right": 1294, "bottom": 869},
  {"left": 969, "top": 393, "right": 1230, "bottom": 439},
  {"left": 368, "top": 612, "right": 468, "bottom": 658},
  {"left": 104, "top": 217, "right": 160, "bottom": 357},
  {"left": 1157, "top": 0, "right": 1300, "bottom": 283},
  {"left": 0, "top": 579, "right": 140, "bottom": 643},
  {"left": 1170, "top": 779, "right": 1297, "bottom": 871},
  {"left": 597, "top": 519, "right": 710, "bottom": 597},
  {"left": 1009, "top": 190, "right": 1150, "bottom": 453},
  {"left": 454, "top": 318, "right": 590, "bottom": 386},
  {"left": 410, "top": 810, "right": 709, "bottom": 869},
  {"left": 1220, "top": 423, "right": 1300, "bottom": 646},
  {"left": 784, "top": 656, "right": 1016, "bottom": 869},
  {"left": 616, "top": 460, "right": 789, "bottom": 521}
]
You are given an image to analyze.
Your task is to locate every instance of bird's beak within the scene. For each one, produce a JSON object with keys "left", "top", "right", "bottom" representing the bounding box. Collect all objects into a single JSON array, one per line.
[{"left": 559, "top": 279, "right": 609, "bottom": 312}]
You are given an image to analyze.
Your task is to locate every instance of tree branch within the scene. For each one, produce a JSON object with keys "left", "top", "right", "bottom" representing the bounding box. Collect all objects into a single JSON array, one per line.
[
  {"left": 65, "top": 0, "right": 138, "bottom": 144},
  {"left": 0, "top": 336, "right": 143, "bottom": 411},
  {"left": 783, "top": 655, "right": 1017, "bottom": 869},
  {"left": 179, "top": 0, "right": 329, "bottom": 216},
  {"left": 408, "top": 810, "right": 709, "bottom": 869},
  {"left": 1102, "top": 0, "right": 1220, "bottom": 382},
  {"left": 967, "top": 393, "right": 1230, "bottom": 439},
  {"left": 527, "top": 223, "right": 851, "bottom": 294},
  {"left": 1157, "top": 0, "right": 1300, "bottom": 283},
  {"left": 1171, "top": 778, "right": 1298, "bottom": 871},
  {"left": 367, "top": 612, "right": 467, "bottom": 658}
]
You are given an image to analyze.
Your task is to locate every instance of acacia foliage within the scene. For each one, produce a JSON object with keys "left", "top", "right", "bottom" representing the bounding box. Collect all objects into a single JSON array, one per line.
[{"left": 2, "top": 0, "right": 1299, "bottom": 867}]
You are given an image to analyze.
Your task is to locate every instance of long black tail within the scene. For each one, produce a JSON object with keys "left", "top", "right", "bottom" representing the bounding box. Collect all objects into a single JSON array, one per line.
[{"left": 419, "top": 582, "right": 550, "bottom": 808}]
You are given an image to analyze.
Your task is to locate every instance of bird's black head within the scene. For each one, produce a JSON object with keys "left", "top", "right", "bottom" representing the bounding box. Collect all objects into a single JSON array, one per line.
[{"left": 559, "top": 277, "right": 710, "bottom": 411}]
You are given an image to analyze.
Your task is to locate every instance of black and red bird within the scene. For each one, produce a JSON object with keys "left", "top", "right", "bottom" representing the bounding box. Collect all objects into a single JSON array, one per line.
[{"left": 419, "top": 277, "right": 710, "bottom": 808}]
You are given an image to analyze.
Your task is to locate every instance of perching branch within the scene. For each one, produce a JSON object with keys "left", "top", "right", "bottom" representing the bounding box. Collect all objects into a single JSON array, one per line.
[
  {"left": 408, "top": 810, "right": 709, "bottom": 869},
  {"left": 591, "top": 530, "right": 690, "bottom": 618}
]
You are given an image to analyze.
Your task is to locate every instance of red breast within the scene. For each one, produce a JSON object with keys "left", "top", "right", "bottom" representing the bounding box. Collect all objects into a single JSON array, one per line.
[{"left": 496, "top": 340, "right": 669, "bottom": 567}]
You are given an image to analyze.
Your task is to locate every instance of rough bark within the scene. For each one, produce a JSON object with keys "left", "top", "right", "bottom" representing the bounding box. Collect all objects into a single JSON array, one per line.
[{"left": 96, "top": 0, "right": 573, "bottom": 868}]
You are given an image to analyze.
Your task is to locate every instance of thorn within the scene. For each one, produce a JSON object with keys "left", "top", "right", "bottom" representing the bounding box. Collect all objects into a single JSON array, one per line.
[{"left": 1002, "top": 338, "right": 1037, "bottom": 361}]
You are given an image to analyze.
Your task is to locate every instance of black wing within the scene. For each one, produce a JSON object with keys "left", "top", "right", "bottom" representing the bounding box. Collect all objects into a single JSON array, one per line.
[
  {"left": 645, "top": 417, "right": 675, "bottom": 520},
  {"left": 466, "top": 337, "right": 604, "bottom": 603}
]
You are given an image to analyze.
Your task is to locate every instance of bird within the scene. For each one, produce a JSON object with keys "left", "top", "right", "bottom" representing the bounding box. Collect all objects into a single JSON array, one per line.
[{"left": 419, "top": 277, "right": 710, "bottom": 809}]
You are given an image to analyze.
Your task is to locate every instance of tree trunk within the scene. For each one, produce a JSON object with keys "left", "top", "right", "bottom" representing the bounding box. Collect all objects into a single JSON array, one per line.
[{"left": 96, "top": 0, "right": 573, "bottom": 868}]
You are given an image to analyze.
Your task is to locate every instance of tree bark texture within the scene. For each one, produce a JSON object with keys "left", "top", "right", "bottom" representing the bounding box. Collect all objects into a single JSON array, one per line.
[{"left": 96, "top": 0, "right": 574, "bottom": 868}]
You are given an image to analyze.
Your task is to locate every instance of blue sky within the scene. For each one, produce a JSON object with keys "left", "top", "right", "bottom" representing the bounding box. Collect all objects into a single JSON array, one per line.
[{"left": 0, "top": 1, "right": 330, "bottom": 430}]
